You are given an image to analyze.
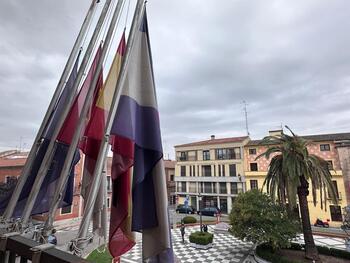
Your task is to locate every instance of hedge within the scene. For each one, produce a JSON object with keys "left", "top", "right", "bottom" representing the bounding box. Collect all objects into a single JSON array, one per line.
[
  {"left": 183, "top": 216, "right": 197, "bottom": 224},
  {"left": 289, "top": 242, "right": 350, "bottom": 260},
  {"left": 256, "top": 245, "right": 298, "bottom": 263},
  {"left": 257, "top": 242, "right": 350, "bottom": 262},
  {"left": 189, "top": 231, "right": 213, "bottom": 245}
]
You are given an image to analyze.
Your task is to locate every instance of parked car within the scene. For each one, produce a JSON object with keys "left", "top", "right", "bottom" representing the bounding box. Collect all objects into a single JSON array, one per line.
[
  {"left": 176, "top": 204, "right": 196, "bottom": 214},
  {"left": 198, "top": 207, "right": 220, "bottom": 217}
]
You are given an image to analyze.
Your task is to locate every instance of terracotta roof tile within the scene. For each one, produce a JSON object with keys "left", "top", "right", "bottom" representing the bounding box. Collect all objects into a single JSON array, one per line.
[
  {"left": 175, "top": 136, "right": 249, "bottom": 148},
  {"left": 0, "top": 158, "right": 27, "bottom": 167},
  {"left": 246, "top": 132, "right": 350, "bottom": 146},
  {"left": 164, "top": 160, "right": 175, "bottom": 169}
]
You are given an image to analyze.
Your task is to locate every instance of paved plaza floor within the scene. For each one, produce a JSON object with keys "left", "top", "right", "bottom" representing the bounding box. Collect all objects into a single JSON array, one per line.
[{"left": 121, "top": 226, "right": 253, "bottom": 263}]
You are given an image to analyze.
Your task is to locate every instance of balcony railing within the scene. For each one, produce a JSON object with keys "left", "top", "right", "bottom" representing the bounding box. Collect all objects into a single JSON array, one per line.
[
  {"left": 327, "top": 192, "right": 342, "bottom": 200},
  {"left": 0, "top": 231, "right": 87, "bottom": 263}
]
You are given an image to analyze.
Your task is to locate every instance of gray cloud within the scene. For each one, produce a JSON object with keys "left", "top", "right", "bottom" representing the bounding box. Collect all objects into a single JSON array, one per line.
[{"left": 0, "top": 0, "right": 349, "bottom": 157}]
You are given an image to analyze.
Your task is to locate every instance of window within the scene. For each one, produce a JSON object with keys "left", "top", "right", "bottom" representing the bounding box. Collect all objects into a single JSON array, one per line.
[
  {"left": 180, "top": 151, "right": 187, "bottom": 161},
  {"left": 204, "top": 182, "right": 212, "bottom": 193},
  {"left": 176, "top": 182, "right": 186, "bottom": 192},
  {"left": 181, "top": 182, "right": 186, "bottom": 192},
  {"left": 328, "top": 180, "right": 339, "bottom": 199},
  {"left": 202, "top": 165, "right": 212, "bottom": 177},
  {"left": 203, "top": 150, "right": 210, "bottom": 160},
  {"left": 231, "top": 183, "right": 238, "bottom": 194},
  {"left": 327, "top": 160, "right": 333, "bottom": 170},
  {"left": 189, "top": 182, "right": 196, "bottom": 193},
  {"left": 250, "top": 180, "right": 258, "bottom": 190},
  {"left": 107, "top": 176, "right": 111, "bottom": 191},
  {"left": 250, "top": 163, "right": 258, "bottom": 171},
  {"left": 107, "top": 198, "right": 110, "bottom": 208},
  {"left": 181, "top": 166, "right": 186, "bottom": 177},
  {"left": 229, "top": 164, "right": 236, "bottom": 177},
  {"left": 220, "top": 165, "right": 225, "bottom": 177},
  {"left": 330, "top": 205, "right": 342, "bottom": 221},
  {"left": 190, "top": 166, "right": 192, "bottom": 177},
  {"left": 320, "top": 144, "right": 330, "bottom": 151},
  {"left": 215, "top": 148, "right": 241, "bottom": 160},
  {"left": 249, "top": 148, "right": 257, "bottom": 155},
  {"left": 219, "top": 182, "right": 227, "bottom": 194},
  {"left": 61, "top": 205, "right": 72, "bottom": 214},
  {"left": 170, "top": 174, "right": 174, "bottom": 181}
]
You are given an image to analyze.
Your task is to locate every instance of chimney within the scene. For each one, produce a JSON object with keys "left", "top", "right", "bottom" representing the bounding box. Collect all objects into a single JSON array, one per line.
[
  {"left": 268, "top": 130, "right": 283, "bottom": 137},
  {"left": 211, "top": 135, "right": 215, "bottom": 140}
]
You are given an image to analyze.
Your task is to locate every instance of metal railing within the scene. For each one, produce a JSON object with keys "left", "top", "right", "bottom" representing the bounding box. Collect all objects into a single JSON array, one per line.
[{"left": 0, "top": 231, "right": 88, "bottom": 263}]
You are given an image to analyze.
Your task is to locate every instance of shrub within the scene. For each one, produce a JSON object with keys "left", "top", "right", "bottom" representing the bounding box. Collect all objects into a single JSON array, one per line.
[
  {"left": 259, "top": 242, "right": 350, "bottom": 261},
  {"left": 229, "top": 190, "right": 299, "bottom": 250},
  {"left": 189, "top": 231, "right": 213, "bottom": 245},
  {"left": 256, "top": 245, "right": 298, "bottom": 263},
  {"left": 183, "top": 216, "right": 197, "bottom": 224}
]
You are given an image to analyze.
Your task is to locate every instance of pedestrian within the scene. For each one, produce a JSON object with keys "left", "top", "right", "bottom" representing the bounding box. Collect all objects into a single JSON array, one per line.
[
  {"left": 180, "top": 223, "right": 185, "bottom": 243},
  {"left": 203, "top": 224, "right": 208, "bottom": 232},
  {"left": 48, "top": 229, "right": 57, "bottom": 245}
]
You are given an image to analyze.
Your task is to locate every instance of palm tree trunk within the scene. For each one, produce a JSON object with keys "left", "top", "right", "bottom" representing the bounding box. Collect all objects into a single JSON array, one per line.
[{"left": 297, "top": 176, "right": 321, "bottom": 262}]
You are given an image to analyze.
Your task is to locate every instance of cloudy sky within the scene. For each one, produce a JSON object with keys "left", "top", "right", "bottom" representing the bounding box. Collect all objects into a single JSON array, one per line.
[{"left": 0, "top": 0, "right": 349, "bottom": 158}]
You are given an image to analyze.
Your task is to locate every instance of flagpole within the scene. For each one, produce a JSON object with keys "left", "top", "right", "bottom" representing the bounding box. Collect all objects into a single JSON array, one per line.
[
  {"left": 20, "top": 0, "right": 114, "bottom": 226},
  {"left": 71, "top": 0, "right": 145, "bottom": 254},
  {"left": 2, "top": 0, "right": 100, "bottom": 221},
  {"left": 43, "top": 0, "right": 127, "bottom": 232}
]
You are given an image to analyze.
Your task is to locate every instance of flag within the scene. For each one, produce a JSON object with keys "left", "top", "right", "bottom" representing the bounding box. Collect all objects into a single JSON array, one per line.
[
  {"left": 110, "top": 9, "right": 174, "bottom": 262},
  {"left": 0, "top": 53, "right": 81, "bottom": 217},
  {"left": 100, "top": 34, "right": 138, "bottom": 258}
]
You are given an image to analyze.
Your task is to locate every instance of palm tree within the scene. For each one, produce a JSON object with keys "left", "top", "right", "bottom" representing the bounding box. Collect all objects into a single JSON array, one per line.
[{"left": 256, "top": 126, "right": 338, "bottom": 262}]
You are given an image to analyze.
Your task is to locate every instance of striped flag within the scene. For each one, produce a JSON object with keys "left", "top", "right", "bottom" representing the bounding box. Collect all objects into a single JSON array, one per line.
[
  {"left": 110, "top": 9, "right": 174, "bottom": 262},
  {"left": 106, "top": 34, "right": 137, "bottom": 258}
]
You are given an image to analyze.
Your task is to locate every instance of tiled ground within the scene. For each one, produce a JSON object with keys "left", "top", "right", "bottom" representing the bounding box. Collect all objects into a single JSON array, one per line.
[
  {"left": 293, "top": 234, "right": 348, "bottom": 250},
  {"left": 121, "top": 226, "right": 253, "bottom": 263}
]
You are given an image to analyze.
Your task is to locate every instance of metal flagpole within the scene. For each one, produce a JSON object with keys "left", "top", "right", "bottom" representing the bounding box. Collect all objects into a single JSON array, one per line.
[
  {"left": 20, "top": 0, "right": 114, "bottom": 226},
  {"left": 43, "top": 0, "right": 127, "bottom": 232},
  {"left": 2, "top": 0, "right": 100, "bottom": 221},
  {"left": 72, "top": 0, "right": 145, "bottom": 253}
]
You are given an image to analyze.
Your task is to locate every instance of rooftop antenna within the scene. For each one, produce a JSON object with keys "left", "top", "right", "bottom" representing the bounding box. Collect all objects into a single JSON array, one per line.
[{"left": 242, "top": 100, "right": 250, "bottom": 136}]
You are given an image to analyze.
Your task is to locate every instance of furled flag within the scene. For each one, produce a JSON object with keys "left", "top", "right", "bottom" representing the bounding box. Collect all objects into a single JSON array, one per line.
[
  {"left": 0, "top": 53, "right": 81, "bottom": 217},
  {"left": 110, "top": 9, "right": 174, "bottom": 262}
]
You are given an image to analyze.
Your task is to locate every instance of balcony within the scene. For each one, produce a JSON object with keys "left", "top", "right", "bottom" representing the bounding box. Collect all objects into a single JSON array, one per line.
[
  {"left": 0, "top": 232, "right": 87, "bottom": 263},
  {"left": 327, "top": 192, "right": 342, "bottom": 201}
]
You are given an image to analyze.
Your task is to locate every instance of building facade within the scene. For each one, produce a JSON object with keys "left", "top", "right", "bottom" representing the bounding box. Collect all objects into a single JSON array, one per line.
[
  {"left": 164, "top": 160, "right": 176, "bottom": 206},
  {"left": 174, "top": 135, "right": 249, "bottom": 214},
  {"left": 0, "top": 150, "right": 84, "bottom": 222},
  {"left": 244, "top": 130, "right": 350, "bottom": 227}
]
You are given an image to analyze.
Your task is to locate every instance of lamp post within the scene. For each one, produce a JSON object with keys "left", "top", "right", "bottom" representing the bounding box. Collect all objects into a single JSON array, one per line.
[{"left": 198, "top": 192, "right": 203, "bottom": 232}]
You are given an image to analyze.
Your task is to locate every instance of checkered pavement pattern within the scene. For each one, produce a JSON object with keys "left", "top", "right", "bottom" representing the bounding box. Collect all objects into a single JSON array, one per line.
[{"left": 121, "top": 226, "right": 253, "bottom": 263}]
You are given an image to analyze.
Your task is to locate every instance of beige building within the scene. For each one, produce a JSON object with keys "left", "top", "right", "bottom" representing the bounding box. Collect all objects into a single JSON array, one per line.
[{"left": 174, "top": 135, "right": 249, "bottom": 214}]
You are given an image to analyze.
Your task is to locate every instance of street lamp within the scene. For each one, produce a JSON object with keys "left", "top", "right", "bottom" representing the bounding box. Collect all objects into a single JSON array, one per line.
[{"left": 198, "top": 192, "right": 203, "bottom": 232}]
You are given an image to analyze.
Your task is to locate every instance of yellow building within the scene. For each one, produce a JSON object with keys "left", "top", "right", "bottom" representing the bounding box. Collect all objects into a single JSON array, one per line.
[
  {"left": 244, "top": 130, "right": 350, "bottom": 227},
  {"left": 174, "top": 135, "right": 250, "bottom": 214}
]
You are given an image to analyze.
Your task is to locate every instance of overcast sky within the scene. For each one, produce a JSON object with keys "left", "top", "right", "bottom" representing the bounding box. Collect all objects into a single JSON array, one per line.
[{"left": 0, "top": 0, "right": 349, "bottom": 158}]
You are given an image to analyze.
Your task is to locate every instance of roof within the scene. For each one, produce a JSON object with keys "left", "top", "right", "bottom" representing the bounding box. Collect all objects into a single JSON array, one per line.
[
  {"left": 164, "top": 160, "right": 175, "bottom": 169},
  {"left": 246, "top": 132, "right": 350, "bottom": 146},
  {"left": 0, "top": 158, "right": 27, "bottom": 168},
  {"left": 175, "top": 136, "right": 249, "bottom": 148}
]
